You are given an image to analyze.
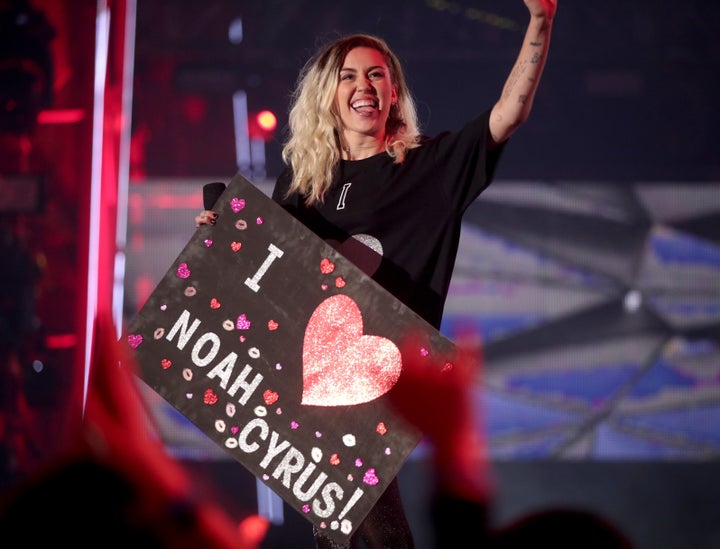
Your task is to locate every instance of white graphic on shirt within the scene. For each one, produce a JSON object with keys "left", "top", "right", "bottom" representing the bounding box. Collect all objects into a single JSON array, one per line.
[
  {"left": 337, "top": 182, "right": 352, "bottom": 210},
  {"left": 353, "top": 234, "right": 383, "bottom": 257},
  {"left": 327, "top": 233, "right": 384, "bottom": 277}
]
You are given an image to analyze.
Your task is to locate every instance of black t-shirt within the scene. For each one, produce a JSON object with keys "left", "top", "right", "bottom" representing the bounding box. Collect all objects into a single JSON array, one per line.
[{"left": 272, "top": 110, "right": 505, "bottom": 329}]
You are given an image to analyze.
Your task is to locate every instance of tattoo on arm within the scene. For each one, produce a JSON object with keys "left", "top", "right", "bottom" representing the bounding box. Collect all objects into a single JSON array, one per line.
[
  {"left": 531, "top": 52, "right": 541, "bottom": 64},
  {"left": 503, "top": 61, "right": 526, "bottom": 98}
]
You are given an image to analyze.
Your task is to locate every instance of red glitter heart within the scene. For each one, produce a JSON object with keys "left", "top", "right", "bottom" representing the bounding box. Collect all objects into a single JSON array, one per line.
[
  {"left": 302, "top": 294, "right": 401, "bottom": 406},
  {"left": 203, "top": 388, "right": 219, "bottom": 405},
  {"left": 210, "top": 298, "right": 221, "bottom": 309},
  {"left": 267, "top": 319, "right": 278, "bottom": 331},
  {"left": 161, "top": 358, "right": 172, "bottom": 370},
  {"left": 263, "top": 389, "right": 279, "bottom": 405},
  {"left": 231, "top": 241, "right": 242, "bottom": 252},
  {"left": 319, "top": 258, "right": 335, "bottom": 274}
]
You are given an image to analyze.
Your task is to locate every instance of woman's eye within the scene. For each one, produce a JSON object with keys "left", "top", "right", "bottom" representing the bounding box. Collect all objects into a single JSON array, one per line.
[{"left": 370, "top": 71, "right": 384, "bottom": 79}]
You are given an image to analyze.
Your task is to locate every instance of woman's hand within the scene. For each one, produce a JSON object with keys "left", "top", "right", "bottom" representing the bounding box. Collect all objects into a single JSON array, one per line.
[
  {"left": 194, "top": 210, "right": 217, "bottom": 228},
  {"left": 524, "top": 0, "right": 557, "bottom": 20}
]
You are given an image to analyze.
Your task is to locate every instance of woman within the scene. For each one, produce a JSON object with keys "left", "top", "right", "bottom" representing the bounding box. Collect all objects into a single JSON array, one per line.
[{"left": 198, "top": 1, "right": 557, "bottom": 546}]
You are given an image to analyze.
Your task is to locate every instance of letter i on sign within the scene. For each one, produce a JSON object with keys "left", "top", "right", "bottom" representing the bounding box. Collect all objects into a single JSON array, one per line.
[{"left": 245, "top": 243, "right": 284, "bottom": 292}]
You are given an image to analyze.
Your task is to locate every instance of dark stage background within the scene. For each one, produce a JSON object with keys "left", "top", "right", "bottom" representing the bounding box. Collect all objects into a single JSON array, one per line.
[{"left": 1, "top": 1, "right": 719, "bottom": 548}]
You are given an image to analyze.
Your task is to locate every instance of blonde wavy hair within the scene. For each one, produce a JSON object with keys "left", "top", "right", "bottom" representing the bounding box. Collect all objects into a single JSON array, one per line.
[{"left": 281, "top": 34, "right": 421, "bottom": 205}]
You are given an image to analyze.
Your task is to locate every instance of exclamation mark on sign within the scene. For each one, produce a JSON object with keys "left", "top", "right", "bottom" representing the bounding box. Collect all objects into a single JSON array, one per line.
[{"left": 338, "top": 487, "right": 364, "bottom": 521}]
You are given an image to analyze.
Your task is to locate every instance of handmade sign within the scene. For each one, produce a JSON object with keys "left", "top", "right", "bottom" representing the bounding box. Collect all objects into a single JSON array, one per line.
[{"left": 125, "top": 172, "right": 458, "bottom": 543}]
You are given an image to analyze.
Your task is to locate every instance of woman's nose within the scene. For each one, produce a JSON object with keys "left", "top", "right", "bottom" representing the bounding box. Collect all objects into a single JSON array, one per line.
[{"left": 357, "top": 76, "right": 373, "bottom": 90}]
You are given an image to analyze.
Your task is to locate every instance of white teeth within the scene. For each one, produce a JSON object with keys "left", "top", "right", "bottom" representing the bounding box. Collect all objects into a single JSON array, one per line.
[{"left": 352, "top": 99, "right": 377, "bottom": 109}]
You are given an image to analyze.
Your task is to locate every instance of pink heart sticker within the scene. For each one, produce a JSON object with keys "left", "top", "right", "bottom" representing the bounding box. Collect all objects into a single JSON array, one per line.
[
  {"left": 230, "top": 197, "right": 245, "bottom": 213},
  {"left": 301, "top": 294, "right": 401, "bottom": 406},
  {"left": 176, "top": 262, "right": 190, "bottom": 278},
  {"left": 363, "top": 468, "right": 379, "bottom": 486},
  {"left": 127, "top": 334, "right": 143, "bottom": 349},
  {"left": 236, "top": 314, "right": 251, "bottom": 330}
]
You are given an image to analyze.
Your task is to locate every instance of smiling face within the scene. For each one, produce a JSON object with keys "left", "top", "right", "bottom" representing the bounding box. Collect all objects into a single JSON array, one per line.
[{"left": 335, "top": 46, "right": 398, "bottom": 150}]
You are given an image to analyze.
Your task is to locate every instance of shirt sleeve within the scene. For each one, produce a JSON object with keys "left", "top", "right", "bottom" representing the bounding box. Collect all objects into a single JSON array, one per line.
[{"left": 428, "top": 109, "right": 508, "bottom": 213}]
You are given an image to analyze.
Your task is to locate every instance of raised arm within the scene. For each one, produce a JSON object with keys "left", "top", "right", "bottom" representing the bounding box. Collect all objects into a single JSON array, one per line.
[{"left": 489, "top": 0, "right": 557, "bottom": 145}]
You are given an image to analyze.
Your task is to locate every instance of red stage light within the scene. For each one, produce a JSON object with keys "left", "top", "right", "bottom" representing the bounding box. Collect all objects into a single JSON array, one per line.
[
  {"left": 248, "top": 109, "right": 277, "bottom": 142},
  {"left": 256, "top": 110, "right": 277, "bottom": 132}
]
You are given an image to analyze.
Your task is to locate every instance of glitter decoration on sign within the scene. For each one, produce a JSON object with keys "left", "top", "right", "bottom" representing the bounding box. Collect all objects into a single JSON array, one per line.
[
  {"left": 176, "top": 262, "right": 191, "bottom": 278},
  {"left": 222, "top": 320, "right": 234, "bottom": 331},
  {"left": 214, "top": 419, "right": 226, "bottom": 432},
  {"left": 311, "top": 448, "right": 323, "bottom": 462},
  {"left": 302, "top": 504, "right": 310, "bottom": 513},
  {"left": 363, "top": 468, "right": 379, "bottom": 486},
  {"left": 420, "top": 347, "right": 429, "bottom": 357},
  {"left": 254, "top": 406, "right": 267, "bottom": 417},
  {"left": 236, "top": 314, "right": 251, "bottom": 330},
  {"left": 204, "top": 239, "right": 213, "bottom": 247},
  {"left": 160, "top": 304, "right": 167, "bottom": 311},
  {"left": 376, "top": 422, "right": 387, "bottom": 435},
  {"left": 127, "top": 334, "right": 142, "bottom": 349},
  {"left": 301, "top": 294, "right": 402, "bottom": 406},
  {"left": 203, "top": 388, "right": 219, "bottom": 404},
  {"left": 225, "top": 438, "right": 238, "bottom": 449},
  {"left": 184, "top": 286, "right": 196, "bottom": 297},
  {"left": 268, "top": 320, "right": 278, "bottom": 330},
  {"left": 330, "top": 454, "right": 340, "bottom": 465},
  {"left": 161, "top": 358, "right": 172, "bottom": 369},
  {"left": 335, "top": 277, "right": 346, "bottom": 288},
  {"left": 231, "top": 241, "right": 242, "bottom": 252},
  {"left": 231, "top": 426, "right": 239, "bottom": 434},
  {"left": 385, "top": 448, "right": 391, "bottom": 455},
  {"left": 153, "top": 328, "right": 164, "bottom": 339},
  {"left": 226, "top": 403, "right": 236, "bottom": 416},
  {"left": 235, "top": 219, "right": 247, "bottom": 230},
  {"left": 290, "top": 421, "right": 299, "bottom": 429},
  {"left": 182, "top": 368, "right": 193, "bottom": 381},
  {"left": 355, "top": 458, "right": 363, "bottom": 467},
  {"left": 320, "top": 258, "right": 335, "bottom": 274},
  {"left": 210, "top": 298, "right": 221, "bottom": 309},
  {"left": 263, "top": 390, "right": 278, "bottom": 405},
  {"left": 230, "top": 197, "right": 245, "bottom": 212},
  {"left": 342, "top": 434, "right": 356, "bottom": 447}
]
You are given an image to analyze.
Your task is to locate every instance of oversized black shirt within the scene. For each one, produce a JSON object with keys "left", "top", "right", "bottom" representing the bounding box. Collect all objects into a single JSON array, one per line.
[{"left": 272, "top": 110, "right": 505, "bottom": 329}]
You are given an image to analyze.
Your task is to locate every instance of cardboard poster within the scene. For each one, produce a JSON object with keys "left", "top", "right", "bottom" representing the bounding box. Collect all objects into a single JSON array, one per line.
[{"left": 125, "top": 172, "right": 457, "bottom": 543}]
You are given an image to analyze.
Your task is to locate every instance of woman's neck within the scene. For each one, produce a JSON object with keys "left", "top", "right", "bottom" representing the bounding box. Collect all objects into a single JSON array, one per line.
[{"left": 341, "top": 135, "right": 386, "bottom": 160}]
